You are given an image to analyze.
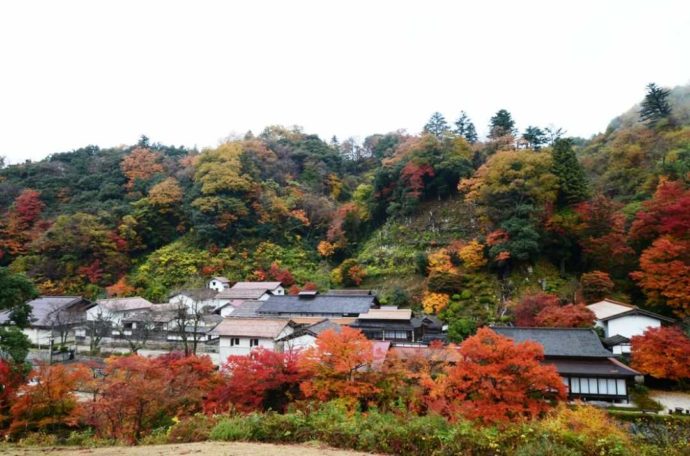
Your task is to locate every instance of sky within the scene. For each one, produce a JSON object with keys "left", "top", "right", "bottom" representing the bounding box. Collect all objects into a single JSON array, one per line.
[{"left": 1, "top": 0, "right": 689, "bottom": 163}]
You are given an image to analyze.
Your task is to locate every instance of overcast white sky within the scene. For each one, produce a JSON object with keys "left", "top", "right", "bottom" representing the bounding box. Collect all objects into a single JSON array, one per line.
[{"left": 1, "top": 0, "right": 689, "bottom": 163}]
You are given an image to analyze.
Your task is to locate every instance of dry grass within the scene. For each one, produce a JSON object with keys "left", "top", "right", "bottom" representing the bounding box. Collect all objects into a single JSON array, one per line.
[{"left": 0, "top": 441, "right": 377, "bottom": 456}]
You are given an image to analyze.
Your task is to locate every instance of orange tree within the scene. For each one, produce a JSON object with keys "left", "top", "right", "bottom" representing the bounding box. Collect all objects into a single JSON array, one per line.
[
  {"left": 442, "top": 327, "right": 566, "bottom": 424},
  {"left": 205, "top": 348, "right": 304, "bottom": 414},
  {"left": 631, "top": 326, "right": 690, "bottom": 382},
  {"left": 88, "top": 354, "right": 217, "bottom": 443},
  {"left": 8, "top": 363, "right": 89, "bottom": 437},
  {"left": 298, "top": 327, "right": 380, "bottom": 409}
]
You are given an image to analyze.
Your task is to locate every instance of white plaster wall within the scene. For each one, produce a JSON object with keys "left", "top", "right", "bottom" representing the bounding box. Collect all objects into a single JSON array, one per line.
[
  {"left": 218, "top": 336, "right": 276, "bottom": 360},
  {"left": 607, "top": 315, "right": 661, "bottom": 339}
]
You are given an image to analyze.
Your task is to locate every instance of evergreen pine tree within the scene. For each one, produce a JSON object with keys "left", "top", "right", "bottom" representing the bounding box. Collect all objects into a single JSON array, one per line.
[
  {"left": 551, "top": 138, "right": 589, "bottom": 206},
  {"left": 423, "top": 112, "right": 450, "bottom": 139},
  {"left": 454, "top": 111, "right": 478, "bottom": 143},
  {"left": 488, "top": 109, "right": 516, "bottom": 139},
  {"left": 522, "top": 126, "right": 547, "bottom": 150},
  {"left": 640, "top": 83, "right": 672, "bottom": 126}
]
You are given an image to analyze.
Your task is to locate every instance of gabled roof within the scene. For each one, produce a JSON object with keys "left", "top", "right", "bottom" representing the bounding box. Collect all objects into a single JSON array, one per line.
[
  {"left": 0, "top": 296, "right": 88, "bottom": 327},
  {"left": 257, "top": 294, "right": 376, "bottom": 315},
  {"left": 491, "top": 327, "right": 614, "bottom": 358},
  {"left": 587, "top": 298, "right": 674, "bottom": 323},
  {"left": 216, "top": 288, "right": 269, "bottom": 300},
  {"left": 95, "top": 297, "right": 153, "bottom": 312},
  {"left": 232, "top": 281, "right": 282, "bottom": 290},
  {"left": 212, "top": 277, "right": 230, "bottom": 284},
  {"left": 328, "top": 289, "right": 376, "bottom": 296},
  {"left": 357, "top": 309, "right": 412, "bottom": 321},
  {"left": 602, "top": 334, "right": 631, "bottom": 347},
  {"left": 226, "top": 300, "right": 264, "bottom": 318},
  {"left": 304, "top": 319, "right": 342, "bottom": 336},
  {"left": 169, "top": 288, "right": 218, "bottom": 301},
  {"left": 211, "top": 318, "right": 293, "bottom": 339}
]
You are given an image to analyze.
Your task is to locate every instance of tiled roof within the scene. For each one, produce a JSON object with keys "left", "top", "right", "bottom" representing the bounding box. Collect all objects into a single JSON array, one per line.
[
  {"left": 227, "top": 300, "right": 264, "bottom": 318},
  {"left": 491, "top": 327, "right": 614, "bottom": 358},
  {"left": 217, "top": 288, "right": 269, "bottom": 300},
  {"left": 232, "top": 281, "right": 282, "bottom": 290},
  {"left": 169, "top": 288, "right": 218, "bottom": 301},
  {"left": 257, "top": 294, "right": 375, "bottom": 315},
  {"left": 305, "top": 319, "right": 342, "bottom": 335},
  {"left": 0, "top": 296, "right": 87, "bottom": 327},
  {"left": 358, "top": 309, "right": 412, "bottom": 320},
  {"left": 95, "top": 297, "right": 153, "bottom": 312},
  {"left": 546, "top": 358, "right": 639, "bottom": 377},
  {"left": 211, "top": 318, "right": 292, "bottom": 339}
]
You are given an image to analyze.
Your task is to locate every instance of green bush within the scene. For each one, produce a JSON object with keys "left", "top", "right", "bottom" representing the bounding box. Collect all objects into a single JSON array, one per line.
[{"left": 167, "top": 414, "right": 218, "bottom": 443}]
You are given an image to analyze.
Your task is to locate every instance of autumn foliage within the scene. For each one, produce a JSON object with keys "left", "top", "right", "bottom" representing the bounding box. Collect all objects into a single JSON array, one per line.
[
  {"left": 533, "top": 303, "right": 595, "bottom": 328},
  {"left": 631, "top": 326, "right": 690, "bottom": 381},
  {"left": 298, "top": 327, "right": 380, "bottom": 408},
  {"left": 441, "top": 328, "right": 566, "bottom": 423},
  {"left": 514, "top": 292, "right": 560, "bottom": 326},
  {"left": 9, "top": 363, "right": 89, "bottom": 437},
  {"left": 206, "top": 349, "right": 304, "bottom": 414},
  {"left": 580, "top": 270, "right": 614, "bottom": 303}
]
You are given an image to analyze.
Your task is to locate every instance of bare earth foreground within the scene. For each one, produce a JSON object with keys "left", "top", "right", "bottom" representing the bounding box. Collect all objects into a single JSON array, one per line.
[{"left": 0, "top": 442, "right": 377, "bottom": 456}]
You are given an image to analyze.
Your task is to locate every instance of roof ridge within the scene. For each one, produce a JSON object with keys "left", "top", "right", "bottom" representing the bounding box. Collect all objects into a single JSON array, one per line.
[{"left": 491, "top": 325, "right": 595, "bottom": 331}]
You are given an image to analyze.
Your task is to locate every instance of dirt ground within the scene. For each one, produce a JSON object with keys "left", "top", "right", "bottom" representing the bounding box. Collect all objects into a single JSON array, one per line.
[{"left": 0, "top": 441, "right": 377, "bottom": 456}]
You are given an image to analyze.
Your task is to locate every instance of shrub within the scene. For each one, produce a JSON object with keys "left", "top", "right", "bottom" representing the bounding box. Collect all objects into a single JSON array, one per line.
[
  {"left": 167, "top": 414, "right": 218, "bottom": 443},
  {"left": 209, "top": 415, "right": 260, "bottom": 441},
  {"left": 540, "top": 404, "right": 633, "bottom": 455}
]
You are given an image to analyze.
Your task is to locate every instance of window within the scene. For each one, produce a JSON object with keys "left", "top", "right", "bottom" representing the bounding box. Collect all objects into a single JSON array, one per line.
[
  {"left": 230, "top": 337, "right": 240, "bottom": 346},
  {"left": 570, "top": 377, "right": 580, "bottom": 394},
  {"left": 250, "top": 338, "right": 259, "bottom": 347},
  {"left": 579, "top": 378, "right": 589, "bottom": 394},
  {"left": 616, "top": 379, "right": 626, "bottom": 396},
  {"left": 589, "top": 378, "right": 598, "bottom": 394},
  {"left": 607, "top": 379, "right": 617, "bottom": 395},
  {"left": 598, "top": 378, "right": 608, "bottom": 395}
]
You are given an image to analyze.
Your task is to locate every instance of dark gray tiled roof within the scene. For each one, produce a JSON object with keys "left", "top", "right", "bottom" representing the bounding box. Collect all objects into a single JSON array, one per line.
[
  {"left": 492, "top": 327, "right": 613, "bottom": 358},
  {"left": 0, "top": 296, "right": 87, "bottom": 327},
  {"left": 546, "top": 358, "right": 639, "bottom": 377},
  {"left": 305, "top": 319, "right": 342, "bottom": 335},
  {"left": 602, "top": 334, "right": 631, "bottom": 346},
  {"left": 257, "top": 295, "right": 376, "bottom": 316},
  {"left": 228, "top": 300, "right": 264, "bottom": 317}
]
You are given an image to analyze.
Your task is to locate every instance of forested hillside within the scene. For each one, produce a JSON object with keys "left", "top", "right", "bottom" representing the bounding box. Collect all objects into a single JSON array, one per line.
[{"left": 2, "top": 83, "right": 690, "bottom": 333}]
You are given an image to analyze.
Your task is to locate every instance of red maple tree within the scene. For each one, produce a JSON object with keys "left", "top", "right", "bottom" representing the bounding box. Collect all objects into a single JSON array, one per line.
[
  {"left": 514, "top": 292, "right": 560, "bottom": 326},
  {"left": 534, "top": 303, "right": 596, "bottom": 328},
  {"left": 205, "top": 349, "right": 304, "bottom": 414},
  {"left": 631, "top": 326, "right": 690, "bottom": 381},
  {"left": 443, "top": 327, "right": 566, "bottom": 423}
]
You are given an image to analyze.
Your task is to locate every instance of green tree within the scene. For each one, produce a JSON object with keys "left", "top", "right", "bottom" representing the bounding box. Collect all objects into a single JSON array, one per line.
[
  {"left": 551, "top": 138, "right": 589, "bottom": 206},
  {"left": 454, "top": 111, "right": 478, "bottom": 144},
  {"left": 0, "top": 267, "right": 37, "bottom": 328},
  {"left": 640, "top": 83, "right": 672, "bottom": 126},
  {"left": 423, "top": 112, "right": 450, "bottom": 139},
  {"left": 522, "top": 126, "right": 547, "bottom": 150},
  {"left": 489, "top": 109, "right": 516, "bottom": 139},
  {"left": 0, "top": 268, "right": 36, "bottom": 364}
]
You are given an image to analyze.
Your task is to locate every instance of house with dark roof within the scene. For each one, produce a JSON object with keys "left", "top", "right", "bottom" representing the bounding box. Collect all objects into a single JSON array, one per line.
[
  {"left": 0, "top": 296, "right": 91, "bottom": 346},
  {"left": 587, "top": 299, "right": 675, "bottom": 354},
  {"left": 492, "top": 327, "right": 640, "bottom": 403},
  {"left": 279, "top": 318, "right": 342, "bottom": 350},
  {"left": 257, "top": 291, "right": 378, "bottom": 318},
  {"left": 349, "top": 308, "right": 446, "bottom": 344}
]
